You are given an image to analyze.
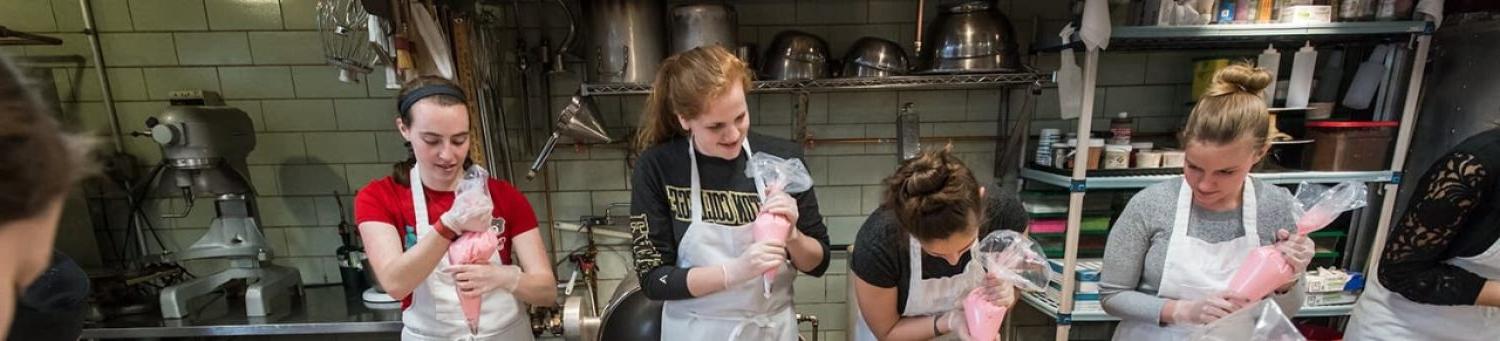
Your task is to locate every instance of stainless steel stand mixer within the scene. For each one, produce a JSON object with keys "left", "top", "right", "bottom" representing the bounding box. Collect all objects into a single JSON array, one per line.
[{"left": 139, "top": 90, "right": 302, "bottom": 318}]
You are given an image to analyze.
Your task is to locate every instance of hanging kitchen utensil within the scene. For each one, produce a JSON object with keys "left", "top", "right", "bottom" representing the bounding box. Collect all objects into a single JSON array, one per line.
[
  {"left": 1079, "top": 0, "right": 1112, "bottom": 49},
  {"left": 528, "top": 93, "right": 613, "bottom": 179},
  {"left": 409, "top": 3, "right": 454, "bottom": 79},
  {"left": 1056, "top": 24, "right": 1083, "bottom": 120},
  {"left": 897, "top": 103, "right": 920, "bottom": 161},
  {"left": 1342, "top": 44, "right": 1394, "bottom": 110},
  {"left": 317, "top": 0, "right": 378, "bottom": 83}
]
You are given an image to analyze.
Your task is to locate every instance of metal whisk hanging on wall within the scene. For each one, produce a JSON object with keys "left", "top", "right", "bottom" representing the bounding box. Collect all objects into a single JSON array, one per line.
[{"left": 317, "top": 0, "right": 378, "bottom": 83}]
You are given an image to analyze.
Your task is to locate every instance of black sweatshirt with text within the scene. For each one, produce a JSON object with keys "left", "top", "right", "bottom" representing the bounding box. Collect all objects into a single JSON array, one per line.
[{"left": 630, "top": 133, "right": 831, "bottom": 300}]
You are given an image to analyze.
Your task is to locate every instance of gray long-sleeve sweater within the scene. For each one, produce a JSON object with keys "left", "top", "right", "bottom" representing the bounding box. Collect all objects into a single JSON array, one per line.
[{"left": 1099, "top": 178, "right": 1307, "bottom": 324}]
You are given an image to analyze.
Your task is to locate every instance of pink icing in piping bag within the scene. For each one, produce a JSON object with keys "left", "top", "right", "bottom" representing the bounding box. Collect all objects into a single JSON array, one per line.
[
  {"left": 448, "top": 228, "right": 504, "bottom": 335},
  {"left": 751, "top": 183, "right": 791, "bottom": 298},
  {"left": 962, "top": 286, "right": 1006, "bottom": 341},
  {"left": 1228, "top": 182, "right": 1366, "bottom": 299}
]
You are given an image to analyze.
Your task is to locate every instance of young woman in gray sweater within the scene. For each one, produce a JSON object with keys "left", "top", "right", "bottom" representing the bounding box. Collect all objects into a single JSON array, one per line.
[{"left": 1099, "top": 64, "right": 1314, "bottom": 340}]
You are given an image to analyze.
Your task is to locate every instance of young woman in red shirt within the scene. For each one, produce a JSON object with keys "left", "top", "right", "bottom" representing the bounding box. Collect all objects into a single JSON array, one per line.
[{"left": 354, "top": 76, "right": 556, "bottom": 340}]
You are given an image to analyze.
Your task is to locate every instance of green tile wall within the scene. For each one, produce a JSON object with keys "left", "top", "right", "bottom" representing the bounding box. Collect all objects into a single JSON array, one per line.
[
  {"left": 12, "top": 1, "right": 1206, "bottom": 339},
  {"left": 15, "top": 0, "right": 410, "bottom": 288}
]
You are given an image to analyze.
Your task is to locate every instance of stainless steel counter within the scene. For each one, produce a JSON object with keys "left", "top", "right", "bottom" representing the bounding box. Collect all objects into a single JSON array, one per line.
[{"left": 81, "top": 286, "right": 403, "bottom": 339}]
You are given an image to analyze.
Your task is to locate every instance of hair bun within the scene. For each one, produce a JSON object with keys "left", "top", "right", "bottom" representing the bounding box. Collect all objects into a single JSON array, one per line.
[
  {"left": 901, "top": 160, "right": 951, "bottom": 197},
  {"left": 1207, "top": 64, "right": 1272, "bottom": 97}
]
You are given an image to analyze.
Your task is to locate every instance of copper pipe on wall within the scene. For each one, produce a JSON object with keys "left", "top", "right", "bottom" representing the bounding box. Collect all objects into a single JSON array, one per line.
[{"left": 914, "top": 0, "right": 926, "bottom": 56}]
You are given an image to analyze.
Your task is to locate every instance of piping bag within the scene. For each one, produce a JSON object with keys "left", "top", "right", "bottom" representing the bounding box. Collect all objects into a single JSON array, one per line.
[
  {"left": 1227, "top": 181, "right": 1367, "bottom": 300},
  {"left": 745, "top": 152, "right": 813, "bottom": 298},
  {"left": 445, "top": 167, "right": 508, "bottom": 335},
  {"left": 967, "top": 230, "right": 1051, "bottom": 341}
]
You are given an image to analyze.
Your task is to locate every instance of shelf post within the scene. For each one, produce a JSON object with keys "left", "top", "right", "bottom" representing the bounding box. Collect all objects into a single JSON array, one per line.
[
  {"left": 1366, "top": 33, "right": 1431, "bottom": 280},
  {"left": 1056, "top": 47, "right": 1099, "bottom": 341}
]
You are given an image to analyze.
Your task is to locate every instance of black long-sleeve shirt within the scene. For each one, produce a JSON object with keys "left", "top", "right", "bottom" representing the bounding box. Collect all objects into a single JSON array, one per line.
[
  {"left": 1379, "top": 128, "right": 1500, "bottom": 305},
  {"left": 629, "top": 133, "right": 831, "bottom": 300}
]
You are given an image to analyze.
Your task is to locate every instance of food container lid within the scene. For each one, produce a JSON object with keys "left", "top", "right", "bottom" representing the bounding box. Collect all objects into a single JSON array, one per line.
[
  {"left": 1105, "top": 144, "right": 1133, "bottom": 151},
  {"left": 1131, "top": 142, "right": 1154, "bottom": 149},
  {"left": 1089, "top": 138, "right": 1106, "bottom": 147},
  {"left": 1305, "top": 120, "right": 1399, "bottom": 129},
  {"left": 1051, "top": 143, "right": 1070, "bottom": 148}
]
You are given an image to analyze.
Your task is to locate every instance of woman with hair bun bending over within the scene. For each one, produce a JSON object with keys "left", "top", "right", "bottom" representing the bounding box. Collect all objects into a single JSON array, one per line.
[
  {"left": 850, "top": 147, "right": 1030, "bottom": 341},
  {"left": 1099, "top": 64, "right": 1313, "bottom": 340}
]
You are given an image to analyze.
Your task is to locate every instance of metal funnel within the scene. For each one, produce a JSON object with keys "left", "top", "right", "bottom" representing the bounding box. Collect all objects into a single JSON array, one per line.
[{"left": 528, "top": 94, "right": 613, "bottom": 179}]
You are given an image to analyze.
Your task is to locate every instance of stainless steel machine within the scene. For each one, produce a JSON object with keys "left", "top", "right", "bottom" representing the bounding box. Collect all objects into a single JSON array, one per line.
[{"left": 140, "top": 91, "right": 302, "bottom": 318}]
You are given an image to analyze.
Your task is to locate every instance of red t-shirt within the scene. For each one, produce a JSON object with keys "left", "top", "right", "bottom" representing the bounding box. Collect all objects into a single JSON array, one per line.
[{"left": 353, "top": 175, "right": 538, "bottom": 308}]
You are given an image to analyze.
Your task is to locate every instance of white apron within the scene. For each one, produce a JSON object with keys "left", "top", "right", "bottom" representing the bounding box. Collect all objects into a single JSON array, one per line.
[
  {"left": 402, "top": 166, "right": 532, "bottom": 341},
  {"left": 660, "top": 139, "right": 799, "bottom": 341},
  {"left": 1345, "top": 231, "right": 1500, "bottom": 340},
  {"left": 1113, "top": 178, "right": 1260, "bottom": 341},
  {"left": 853, "top": 236, "right": 987, "bottom": 341}
]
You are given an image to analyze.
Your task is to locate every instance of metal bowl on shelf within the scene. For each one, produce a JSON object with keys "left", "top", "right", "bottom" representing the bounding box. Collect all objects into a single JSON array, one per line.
[
  {"left": 840, "top": 37, "right": 910, "bottom": 78},
  {"left": 918, "top": 0, "right": 1021, "bottom": 74},
  {"left": 761, "top": 30, "right": 831, "bottom": 81}
]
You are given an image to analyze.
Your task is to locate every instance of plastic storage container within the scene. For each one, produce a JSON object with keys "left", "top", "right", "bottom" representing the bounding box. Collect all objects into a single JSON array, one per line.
[{"left": 1306, "top": 121, "right": 1398, "bottom": 171}]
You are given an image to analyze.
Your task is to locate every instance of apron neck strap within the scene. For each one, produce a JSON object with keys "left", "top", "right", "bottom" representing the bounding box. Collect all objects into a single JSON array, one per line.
[
  {"left": 411, "top": 165, "right": 430, "bottom": 231},
  {"left": 411, "top": 164, "right": 486, "bottom": 232},
  {"left": 686, "top": 137, "right": 754, "bottom": 223}
]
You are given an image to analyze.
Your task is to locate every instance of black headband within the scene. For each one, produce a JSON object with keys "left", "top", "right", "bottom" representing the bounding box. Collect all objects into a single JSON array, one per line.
[{"left": 398, "top": 84, "right": 467, "bottom": 115}]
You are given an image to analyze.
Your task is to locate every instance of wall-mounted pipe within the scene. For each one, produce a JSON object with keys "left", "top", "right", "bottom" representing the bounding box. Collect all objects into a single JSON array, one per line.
[
  {"left": 550, "top": 0, "right": 577, "bottom": 73},
  {"left": 79, "top": 0, "right": 123, "bottom": 153}
]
